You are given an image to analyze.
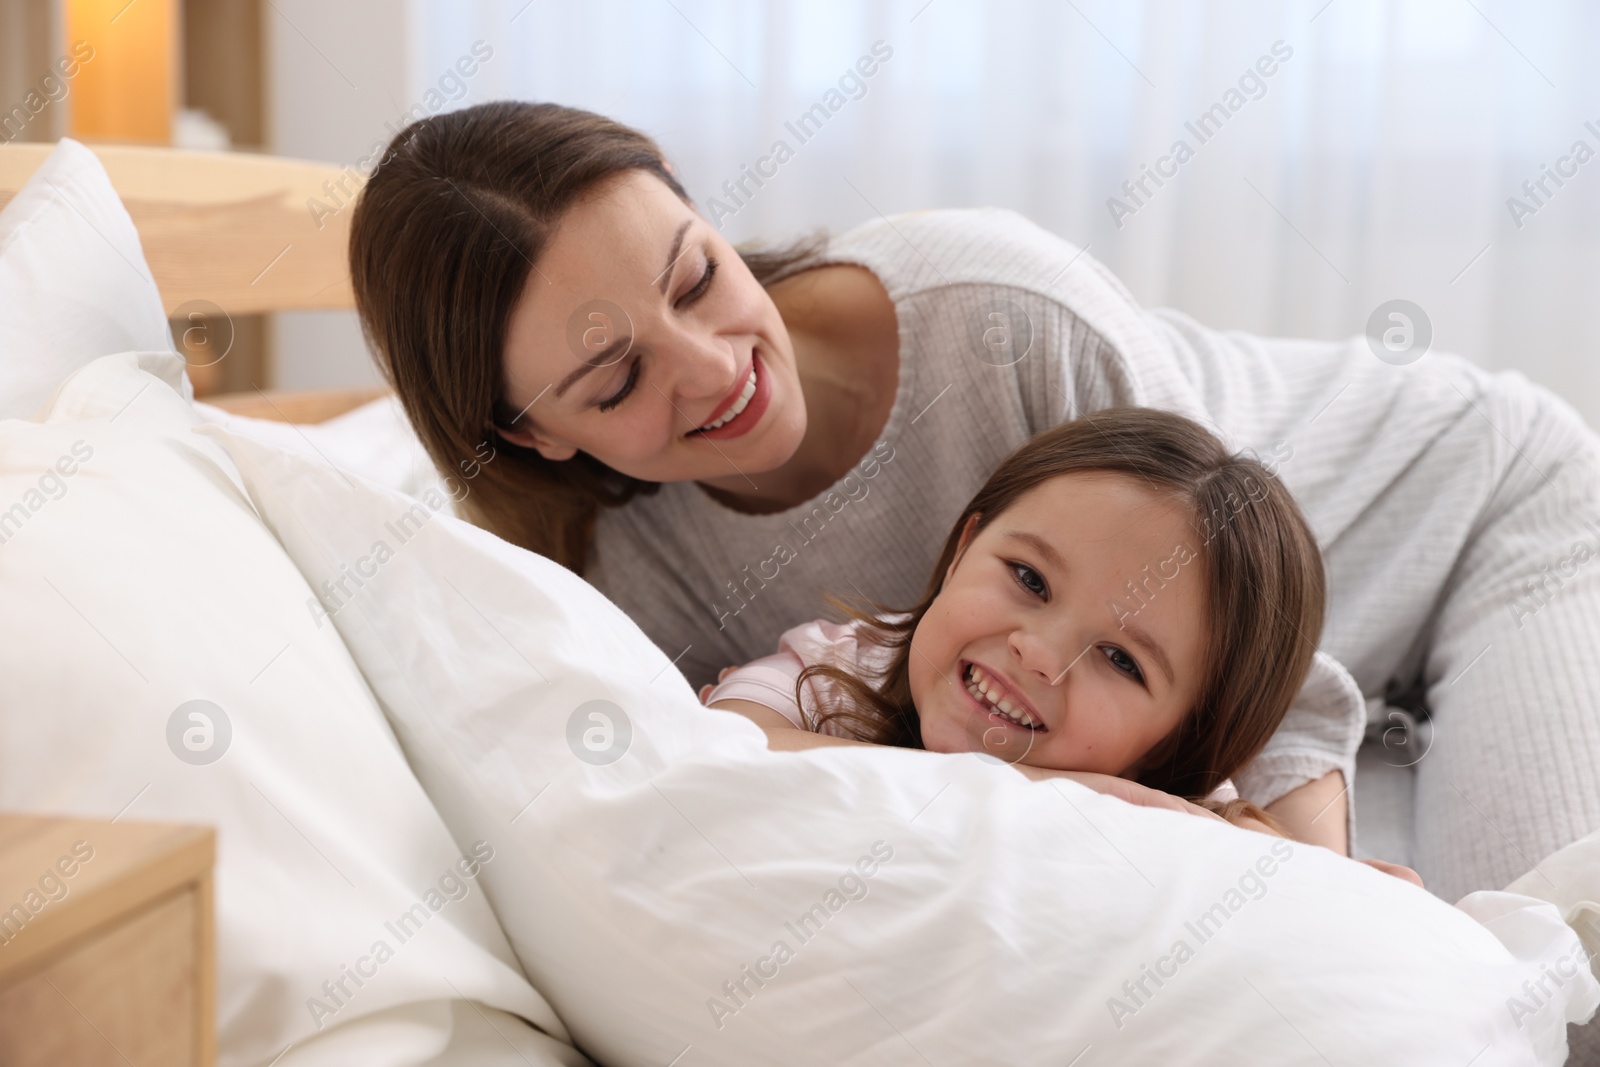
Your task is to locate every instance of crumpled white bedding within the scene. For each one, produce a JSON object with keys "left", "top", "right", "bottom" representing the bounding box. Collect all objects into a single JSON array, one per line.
[{"left": 206, "top": 412, "right": 1600, "bottom": 1066}]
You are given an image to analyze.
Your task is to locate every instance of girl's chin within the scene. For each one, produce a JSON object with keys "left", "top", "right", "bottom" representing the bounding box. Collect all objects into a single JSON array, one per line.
[{"left": 918, "top": 719, "right": 980, "bottom": 758}]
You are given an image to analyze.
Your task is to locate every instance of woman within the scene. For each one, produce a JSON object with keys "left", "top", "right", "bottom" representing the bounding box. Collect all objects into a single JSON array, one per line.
[{"left": 349, "top": 100, "right": 1600, "bottom": 904}]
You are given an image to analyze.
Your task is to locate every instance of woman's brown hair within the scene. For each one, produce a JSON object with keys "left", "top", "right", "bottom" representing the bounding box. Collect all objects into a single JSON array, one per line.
[
  {"left": 349, "top": 101, "right": 823, "bottom": 571},
  {"left": 799, "top": 408, "right": 1325, "bottom": 803}
]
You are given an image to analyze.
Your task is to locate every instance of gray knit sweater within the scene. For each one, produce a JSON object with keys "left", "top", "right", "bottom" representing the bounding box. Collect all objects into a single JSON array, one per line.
[{"left": 586, "top": 207, "right": 1512, "bottom": 810}]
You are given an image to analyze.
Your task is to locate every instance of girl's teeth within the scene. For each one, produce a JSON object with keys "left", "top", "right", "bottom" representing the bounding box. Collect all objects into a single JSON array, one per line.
[{"left": 964, "top": 665, "right": 1037, "bottom": 729}]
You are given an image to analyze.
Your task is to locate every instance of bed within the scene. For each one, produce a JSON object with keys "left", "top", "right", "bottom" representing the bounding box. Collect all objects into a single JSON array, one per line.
[
  {"left": 2, "top": 138, "right": 1597, "bottom": 1067},
  {"left": 0, "top": 135, "right": 1425, "bottom": 869},
  {"left": 0, "top": 140, "right": 377, "bottom": 416},
  {"left": 0, "top": 141, "right": 585, "bottom": 1067}
]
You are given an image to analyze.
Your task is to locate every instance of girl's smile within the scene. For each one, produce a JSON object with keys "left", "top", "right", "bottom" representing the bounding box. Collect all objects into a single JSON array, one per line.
[
  {"left": 962, "top": 662, "right": 1045, "bottom": 730},
  {"left": 910, "top": 471, "right": 1208, "bottom": 775}
]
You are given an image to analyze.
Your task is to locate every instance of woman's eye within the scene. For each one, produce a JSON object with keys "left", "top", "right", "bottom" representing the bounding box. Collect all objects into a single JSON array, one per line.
[
  {"left": 598, "top": 358, "right": 640, "bottom": 412},
  {"left": 1009, "top": 562, "right": 1047, "bottom": 598},
  {"left": 676, "top": 255, "right": 718, "bottom": 308},
  {"left": 1102, "top": 646, "right": 1145, "bottom": 684}
]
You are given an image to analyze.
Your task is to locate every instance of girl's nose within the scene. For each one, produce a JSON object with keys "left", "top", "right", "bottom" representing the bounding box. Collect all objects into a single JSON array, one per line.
[{"left": 1010, "top": 625, "right": 1076, "bottom": 687}]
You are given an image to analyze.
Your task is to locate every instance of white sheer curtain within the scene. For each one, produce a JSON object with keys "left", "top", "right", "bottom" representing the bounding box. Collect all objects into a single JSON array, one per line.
[{"left": 411, "top": 0, "right": 1600, "bottom": 426}]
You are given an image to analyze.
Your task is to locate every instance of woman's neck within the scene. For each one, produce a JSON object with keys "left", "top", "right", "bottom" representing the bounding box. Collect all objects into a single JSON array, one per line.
[{"left": 698, "top": 265, "right": 899, "bottom": 514}]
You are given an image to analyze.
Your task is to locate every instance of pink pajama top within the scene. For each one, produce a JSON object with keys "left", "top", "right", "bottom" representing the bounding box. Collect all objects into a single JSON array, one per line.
[{"left": 701, "top": 617, "right": 1253, "bottom": 804}]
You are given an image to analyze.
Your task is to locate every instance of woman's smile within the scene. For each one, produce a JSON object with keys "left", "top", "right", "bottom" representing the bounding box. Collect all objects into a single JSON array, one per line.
[
  {"left": 688, "top": 354, "right": 772, "bottom": 440},
  {"left": 492, "top": 170, "right": 808, "bottom": 489}
]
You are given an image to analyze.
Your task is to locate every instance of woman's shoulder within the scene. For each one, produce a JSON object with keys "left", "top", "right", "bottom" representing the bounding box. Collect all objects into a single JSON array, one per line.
[{"left": 822, "top": 207, "right": 1093, "bottom": 301}]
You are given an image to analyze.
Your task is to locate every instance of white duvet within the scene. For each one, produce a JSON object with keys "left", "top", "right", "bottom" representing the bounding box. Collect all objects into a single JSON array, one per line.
[{"left": 205, "top": 412, "right": 1600, "bottom": 1067}]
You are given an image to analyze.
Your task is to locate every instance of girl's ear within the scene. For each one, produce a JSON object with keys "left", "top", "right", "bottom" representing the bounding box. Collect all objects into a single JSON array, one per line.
[
  {"left": 490, "top": 422, "right": 578, "bottom": 462},
  {"left": 942, "top": 512, "right": 983, "bottom": 587}
]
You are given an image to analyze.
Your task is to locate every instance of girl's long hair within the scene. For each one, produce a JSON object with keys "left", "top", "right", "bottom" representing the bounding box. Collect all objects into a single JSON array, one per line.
[
  {"left": 349, "top": 101, "right": 824, "bottom": 572},
  {"left": 799, "top": 408, "right": 1326, "bottom": 802}
]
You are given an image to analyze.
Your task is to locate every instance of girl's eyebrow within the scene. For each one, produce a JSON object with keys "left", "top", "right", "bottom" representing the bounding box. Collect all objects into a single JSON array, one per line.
[
  {"left": 1000, "top": 529, "right": 1066, "bottom": 573},
  {"left": 1117, "top": 617, "right": 1174, "bottom": 687},
  {"left": 1002, "top": 528, "right": 1176, "bottom": 686}
]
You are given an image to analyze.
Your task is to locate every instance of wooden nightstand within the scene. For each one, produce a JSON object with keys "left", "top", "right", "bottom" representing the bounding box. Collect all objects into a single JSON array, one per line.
[{"left": 0, "top": 814, "right": 215, "bottom": 1066}]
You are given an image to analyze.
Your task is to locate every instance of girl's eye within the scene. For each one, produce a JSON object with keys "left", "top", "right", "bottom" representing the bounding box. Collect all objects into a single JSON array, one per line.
[
  {"left": 1008, "top": 562, "right": 1047, "bottom": 598},
  {"left": 676, "top": 254, "right": 718, "bottom": 308},
  {"left": 598, "top": 358, "right": 640, "bottom": 412},
  {"left": 1102, "top": 646, "right": 1145, "bottom": 684}
]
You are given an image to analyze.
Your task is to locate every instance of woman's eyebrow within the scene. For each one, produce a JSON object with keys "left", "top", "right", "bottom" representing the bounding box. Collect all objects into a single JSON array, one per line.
[
  {"left": 551, "top": 220, "right": 693, "bottom": 401},
  {"left": 553, "top": 343, "right": 634, "bottom": 399},
  {"left": 652, "top": 218, "right": 695, "bottom": 294}
]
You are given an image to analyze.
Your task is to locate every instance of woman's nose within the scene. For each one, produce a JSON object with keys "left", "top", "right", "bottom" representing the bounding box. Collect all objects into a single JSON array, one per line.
[{"left": 672, "top": 332, "right": 740, "bottom": 401}]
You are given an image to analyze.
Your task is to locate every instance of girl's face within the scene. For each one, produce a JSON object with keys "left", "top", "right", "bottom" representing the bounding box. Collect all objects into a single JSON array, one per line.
[
  {"left": 909, "top": 472, "right": 1208, "bottom": 776},
  {"left": 497, "top": 170, "right": 807, "bottom": 487}
]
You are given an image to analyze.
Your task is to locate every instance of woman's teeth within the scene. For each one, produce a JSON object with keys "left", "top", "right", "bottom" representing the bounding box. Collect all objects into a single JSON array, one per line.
[
  {"left": 697, "top": 366, "right": 758, "bottom": 432},
  {"left": 964, "top": 663, "right": 1040, "bottom": 729}
]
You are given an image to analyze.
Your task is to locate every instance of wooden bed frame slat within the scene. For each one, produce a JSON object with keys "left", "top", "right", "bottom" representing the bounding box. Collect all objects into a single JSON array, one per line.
[
  {"left": 0, "top": 143, "right": 356, "bottom": 316},
  {"left": 203, "top": 387, "right": 391, "bottom": 424},
  {"left": 1, "top": 142, "right": 378, "bottom": 420}
]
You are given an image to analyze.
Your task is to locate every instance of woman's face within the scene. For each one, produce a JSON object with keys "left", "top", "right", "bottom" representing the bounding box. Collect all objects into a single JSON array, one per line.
[
  {"left": 497, "top": 170, "right": 807, "bottom": 486},
  {"left": 909, "top": 472, "right": 1208, "bottom": 776}
]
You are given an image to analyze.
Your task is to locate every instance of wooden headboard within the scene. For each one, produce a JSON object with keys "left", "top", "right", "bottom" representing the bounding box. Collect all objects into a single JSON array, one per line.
[
  {"left": 0, "top": 143, "right": 379, "bottom": 423},
  {"left": 0, "top": 143, "right": 356, "bottom": 315}
]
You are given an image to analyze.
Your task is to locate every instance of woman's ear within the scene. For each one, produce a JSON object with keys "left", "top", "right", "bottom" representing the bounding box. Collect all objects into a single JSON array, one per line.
[
  {"left": 490, "top": 422, "right": 578, "bottom": 462},
  {"left": 942, "top": 512, "right": 983, "bottom": 587}
]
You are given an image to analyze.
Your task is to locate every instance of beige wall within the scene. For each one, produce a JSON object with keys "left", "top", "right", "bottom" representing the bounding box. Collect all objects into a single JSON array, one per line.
[
  {"left": 0, "top": 0, "right": 65, "bottom": 144},
  {"left": 264, "top": 0, "right": 408, "bottom": 391}
]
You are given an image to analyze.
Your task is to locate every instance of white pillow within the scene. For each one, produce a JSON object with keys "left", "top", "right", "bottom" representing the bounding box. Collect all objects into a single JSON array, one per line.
[
  {"left": 0, "top": 351, "right": 569, "bottom": 1067},
  {"left": 205, "top": 421, "right": 1599, "bottom": 1067},
  {"left": 0, "top": 139, "right": 175, "bottom": 419},
  {"left": 194, "top": 395, "right": 450, "bottom": 505}
]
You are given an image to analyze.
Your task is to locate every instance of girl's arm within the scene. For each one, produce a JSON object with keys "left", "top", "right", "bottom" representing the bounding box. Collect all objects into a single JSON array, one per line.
[
  {"left": 714, "top": 699, "right": 1424, "bottom": 885},
  {"left": 1263, "top": 770, "right": 1349, "bottom": 855},
  {"left": 709, "top": 698, "right": 1227, "bottom": 824}
]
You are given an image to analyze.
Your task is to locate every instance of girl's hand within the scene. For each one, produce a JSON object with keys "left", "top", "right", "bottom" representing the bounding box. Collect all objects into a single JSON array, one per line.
[
  {"left": 1035, "top": 768, "right": 1227, "bottom": 824},
  {"left": 697, "top": 666, "right": 738, "bottom": 704},
  {"left": 1225, "top": 812, "right": 1286, "bottom": 837},
  {"left": 1358, "top": 857, "right": 1425, "bottom": 888}
]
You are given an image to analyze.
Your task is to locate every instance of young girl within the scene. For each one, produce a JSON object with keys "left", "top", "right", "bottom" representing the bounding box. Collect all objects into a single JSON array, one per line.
[{"left": 702, "top": 408, "right": 1376, "bottom": 851}]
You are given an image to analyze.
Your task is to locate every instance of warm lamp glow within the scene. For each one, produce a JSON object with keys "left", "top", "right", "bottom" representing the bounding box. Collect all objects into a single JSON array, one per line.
[{"left": 65, "top": 0, "right": 177, "bottom": 143}]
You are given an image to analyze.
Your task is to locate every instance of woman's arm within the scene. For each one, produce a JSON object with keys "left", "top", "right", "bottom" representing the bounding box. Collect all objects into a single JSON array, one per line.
[
  {"left": 708, "top": 698, "right": 1226, "bottom": 824},
  {"left": 1264, "top": 770, "right": 1349, "bottom": 855}
]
